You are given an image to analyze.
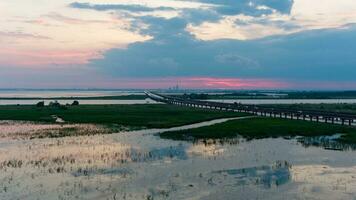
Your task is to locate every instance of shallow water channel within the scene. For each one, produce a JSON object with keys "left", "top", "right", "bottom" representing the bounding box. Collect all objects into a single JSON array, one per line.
[{"left": 0, "top": 118, "right": 355, "bottom": 200}]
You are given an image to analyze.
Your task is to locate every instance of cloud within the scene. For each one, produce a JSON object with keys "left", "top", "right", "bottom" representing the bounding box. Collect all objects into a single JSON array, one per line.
[
  {"left": 192, "top": 0, "right": 294, "bottom": 16},
  {"left": 88, "top": 16, "right": 254, "bottom": 77},
  {"left": 2, "top": 0, "right": 351, "bottom": 89},
  {"left": 69, "top": 0, "right": 294, "bottom": 23},
  {"left": 215, "top": 53, "right": 260, "bottom": 69},
  {"left": 187, "top": 0, "right": 356, "bottom": 41},
  {"left": 65, "top": 0, "right": 356, "bottom": 83},
  {"left": 0, "top": 63, "right": 288, "bottom": 89},
  {"left": 66, "top": 1, "right": 301, "bottom": 41},
  {"left": 0, "top": 49, "right": 98, "bottom": 66},
  {"left": 184, "top": 77, "right": 287, "bottom": 88},
  {"left": 88, "top": 15, "right": 356, "bottom": 82},
  {"left": 0, "top": 31, "right": 51, "bottom": 40},
  {"left": 66, "top": 1, "right": 297, "bottom": 41},
  {"left": 69, "top": 2, "right": 175, "bottom": 12},
  {"left": 186, "top": 13, "right": 302, "bottom": 40},
  {"left": 44, "top": 13, "right": 111, "bottom": 25}
]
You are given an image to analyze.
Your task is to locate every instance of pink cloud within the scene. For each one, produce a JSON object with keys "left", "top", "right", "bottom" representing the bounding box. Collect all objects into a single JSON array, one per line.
[
  {"left": 1, "top": 70, "right": 355, "bottom": 90},
  {"left": 44, "top": 13, "right": 114, "bottom": 25},
  {"left": 0, "top": 49, "right": 100, "bottom": 66},
  {"left": 0, "top": 31, "right": 50, "bottom": 40},
  {"left": 86, "top": 77, "right": 290, "bottom": 89},
  {"left": 185, "top": 77, "right": 288, "bottom": 89}
]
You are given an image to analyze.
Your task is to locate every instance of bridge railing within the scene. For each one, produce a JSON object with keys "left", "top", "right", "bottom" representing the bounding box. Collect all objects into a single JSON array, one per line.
[{"left": 146, "top": 91, "right": 356, "bottom": 121}]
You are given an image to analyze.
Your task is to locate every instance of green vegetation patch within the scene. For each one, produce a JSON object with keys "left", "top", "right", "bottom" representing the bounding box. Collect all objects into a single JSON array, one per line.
[
  {"left": 267, "top": 103, "right": 356, "bottom": 115},
  {"left": 160, "top": 117, "right": 356, "bottom": 143},
  {"left": 0, "top": 104, "right": 249, "bottom": 128}
]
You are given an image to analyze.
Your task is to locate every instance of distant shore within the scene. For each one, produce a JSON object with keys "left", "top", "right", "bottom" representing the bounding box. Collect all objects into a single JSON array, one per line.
[
  {"left": 0, "top": 95, "right": 147, "bottom": 100},
  {"left": 1, "top": 90, "right": 356, "bottom": 100}
]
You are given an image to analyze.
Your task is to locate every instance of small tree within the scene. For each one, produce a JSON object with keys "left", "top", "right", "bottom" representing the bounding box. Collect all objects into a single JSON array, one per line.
[
  {"left": 72, "top": 100, "right": 79, "bottom": 106},
  {"left": 36, "top": 101, "right": 45, "bottom": 107},
  {"left": 49, "top": 101, "right": 61, "bottom": 107}
]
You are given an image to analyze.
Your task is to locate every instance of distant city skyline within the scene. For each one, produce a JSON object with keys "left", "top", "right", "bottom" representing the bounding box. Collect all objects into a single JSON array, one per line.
[{"left": 1, "top": 0, "right": 356, "bottom": 89}]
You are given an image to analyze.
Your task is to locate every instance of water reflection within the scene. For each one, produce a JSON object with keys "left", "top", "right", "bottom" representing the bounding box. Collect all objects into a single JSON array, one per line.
[
  {"left": 130, "top": 145, "right": 188, "bottom": 162},
  {"left": 209, "top": 99, "right": 356, "bottom": 105},
  {"left": 298, "top": 135, "right": 356, "bottom": 151},
  {"left": 212, "top": 161, "right": 291, "bottom": 188},
  {"left": 0, "top": 120, "right": 355, "bottom": 199},
  {"left": 291, "top": 165, "right": 356, "bottom": 200},
  {"left": 192, "top": 135, "right": 356, "bottom": 152},
  {"left": 72, "top": 167, "right": 133, "bottom": 177},
  {"left": 70, "top": 146, "right": 189, "bottom": 177},
  {"left": 192, "top": 137, "right": 245, "bottom": 146}
]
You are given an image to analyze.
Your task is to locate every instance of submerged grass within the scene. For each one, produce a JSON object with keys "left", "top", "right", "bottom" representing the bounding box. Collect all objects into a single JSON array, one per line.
[
  {"left": 160, "top": 117, "right": 356, "bottom": 143},
  {"left": 0, "top": 104, "right": 249, "bottom": 128}
]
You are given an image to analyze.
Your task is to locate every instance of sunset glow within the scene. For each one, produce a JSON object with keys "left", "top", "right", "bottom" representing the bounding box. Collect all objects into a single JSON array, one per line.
[{"left": 1, "top": 0, "right": 355, "bottom": 89}]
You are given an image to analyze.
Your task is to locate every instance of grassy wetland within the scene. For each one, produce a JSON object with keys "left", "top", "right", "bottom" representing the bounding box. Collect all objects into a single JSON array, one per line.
[
  {"left": 160, "top": 117, "right": 356, "bottom": 143},
  {"left": 0, "top": 104, "right": 248, "bottom": 128},
  {"left": 0, "top": 102, "right": 356, "bottom": 199},
  {"left": 266, "top": 103, "right": 356, "bottom": 114}
]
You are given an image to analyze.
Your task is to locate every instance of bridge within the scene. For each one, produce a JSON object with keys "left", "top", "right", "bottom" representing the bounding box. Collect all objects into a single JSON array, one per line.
[{"left": 145, "top": 91, "right": 356, "bottom": 126}]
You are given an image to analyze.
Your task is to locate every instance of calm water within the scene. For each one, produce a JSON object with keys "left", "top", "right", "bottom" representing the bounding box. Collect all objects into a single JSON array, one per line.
[
  {"left": 3, "top": 98, "right": 356, "bottom": 105},
  {"left": 208, "top": 99, "right": 356, "bottom": 105},
  {"left": 0, "top": 99, "right": 159, "bottom": 105},
  {"left": 0, "top": 90, "right": 160, "bottom": 105},
  {"left": 0, "top": 119, "right": 355, "bottom": 200},
  {"left": 0, "top": 90, "right": 144, "bottom": 98},
  {"left": 2, "top": 90, "right": 356, "bottom": 105}
]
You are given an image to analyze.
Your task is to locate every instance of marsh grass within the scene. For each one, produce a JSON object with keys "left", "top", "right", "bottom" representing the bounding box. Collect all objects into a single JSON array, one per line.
[
  {"left": 0, "top": 121, "right": 127, "bottom": 140},
  {"left": 0, "top": 133, "right": 196, "bottom": 199},
  {"left": 0, "top": 104, "right": 249, "bottom": 128},
  {"left": 267, "top": 103, "right": 356, "bottom": 114},
  {"left": 160, "top": 117, "right": 356, "bottom": 143}
]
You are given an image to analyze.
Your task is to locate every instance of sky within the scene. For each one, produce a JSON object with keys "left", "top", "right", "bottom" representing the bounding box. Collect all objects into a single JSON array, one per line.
[{"left": 1, "top": 0, "right": 356, "bottom": 89}]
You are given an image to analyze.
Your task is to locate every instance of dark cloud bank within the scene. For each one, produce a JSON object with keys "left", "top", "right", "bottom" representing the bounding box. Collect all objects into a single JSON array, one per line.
[{"left": 70, "top": 0, "right": 356, "bottom": 82}]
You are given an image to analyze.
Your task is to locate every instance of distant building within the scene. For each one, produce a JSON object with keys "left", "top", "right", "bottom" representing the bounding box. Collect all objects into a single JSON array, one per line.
[{"left": 169, "top": 83, "right": 180, "bottom": 91}]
